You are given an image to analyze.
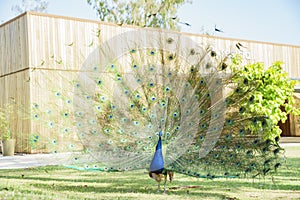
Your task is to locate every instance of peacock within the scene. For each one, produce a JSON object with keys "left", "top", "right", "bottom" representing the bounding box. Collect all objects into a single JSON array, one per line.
[{"left": 25, "top": 29, "right": 283, "bottom": 192}]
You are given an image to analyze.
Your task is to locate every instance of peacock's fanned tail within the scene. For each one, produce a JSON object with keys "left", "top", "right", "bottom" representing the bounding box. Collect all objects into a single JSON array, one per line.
[{"left": 26, "top": 30, "right": 282, "bottom": 178}]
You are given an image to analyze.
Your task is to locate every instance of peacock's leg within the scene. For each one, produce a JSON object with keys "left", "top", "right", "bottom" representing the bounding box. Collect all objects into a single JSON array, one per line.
[
  {"left": 157, "top": 182, "right": 161, "bottom": 192},
  {"left": 163, "top": 174, "right": 167, "bottom": 194},
  {"left": 155, "top": 173, "right": 162, "bottom": 192},
  {"left": 168, "top": 171, "right": 174, "bottom": 182}
]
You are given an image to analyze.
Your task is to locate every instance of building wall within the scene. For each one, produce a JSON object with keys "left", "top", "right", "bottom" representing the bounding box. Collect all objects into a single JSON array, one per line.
[
  {"left": 0, "top": 13, "right": 31, "bottom": 152},
  {"left": 0, "top": 13, "right": 29, "bottom": 76}
]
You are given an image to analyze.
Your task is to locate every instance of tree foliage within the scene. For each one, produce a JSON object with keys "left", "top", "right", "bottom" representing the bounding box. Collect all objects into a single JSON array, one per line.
[
  {"left": 12, "top": 0, "right": 48, "bottom": 14},
  {"left": 87, "top": 0, "right": 191, "bottom": 30}
]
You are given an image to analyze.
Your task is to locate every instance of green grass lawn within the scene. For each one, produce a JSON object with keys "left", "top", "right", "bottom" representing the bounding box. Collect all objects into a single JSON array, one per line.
[{"left": 0, "top": 146, "right": 299, "bottom": 200}]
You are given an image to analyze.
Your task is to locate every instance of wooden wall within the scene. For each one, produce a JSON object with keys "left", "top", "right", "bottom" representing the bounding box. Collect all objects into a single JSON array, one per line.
[
  {"left": 0, "top": 13, "right": 29, "bottom": 76},
  {"left": 25, "top": 12, "right": 300, "bottom": 77},
  {"left": 188, "top": 35, "right": 300, "bottom": 78},
  {"left": 0, "top": 14, "right": 31, "bottom": 152},
  {"left": 1, "top": 12, "right": 300, "bottom": 152}
]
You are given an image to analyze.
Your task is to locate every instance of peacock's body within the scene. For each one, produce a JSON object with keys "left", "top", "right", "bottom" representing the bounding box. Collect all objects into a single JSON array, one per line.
[{"left": 27, "top": 30, "right": 282, "bottom": 183}]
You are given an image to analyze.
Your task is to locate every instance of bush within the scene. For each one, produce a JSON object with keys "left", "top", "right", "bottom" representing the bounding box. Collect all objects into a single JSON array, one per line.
[{"left": 228, "top": 55, "right": 299, "bottom": 141}]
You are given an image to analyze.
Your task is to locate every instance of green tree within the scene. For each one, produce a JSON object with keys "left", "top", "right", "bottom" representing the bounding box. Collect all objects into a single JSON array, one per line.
[
  {"left": 87, "top": 0, "right": 191, "bottom": 30},
  {"left": 12, "top": 0, "right": 48, "bottom": 14}
]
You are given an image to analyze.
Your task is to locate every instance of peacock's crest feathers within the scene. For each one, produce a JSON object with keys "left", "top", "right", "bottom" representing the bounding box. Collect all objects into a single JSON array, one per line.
[{"left": 23, "top": 29, "right": 282, "bottom": 177}]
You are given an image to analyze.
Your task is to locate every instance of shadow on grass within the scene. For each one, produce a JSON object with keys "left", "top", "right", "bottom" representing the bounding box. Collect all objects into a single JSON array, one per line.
[{"left": 26, "top": 182, "right": 234, "bottom": 199}]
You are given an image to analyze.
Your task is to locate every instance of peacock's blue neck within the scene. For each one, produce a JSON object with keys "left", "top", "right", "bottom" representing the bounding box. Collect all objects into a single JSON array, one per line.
[{"left": 149, "top": 132, "right": 164, "bottom": 172}]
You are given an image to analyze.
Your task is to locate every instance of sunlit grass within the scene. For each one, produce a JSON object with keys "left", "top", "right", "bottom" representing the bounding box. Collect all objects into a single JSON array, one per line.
[{"left": 0, "top": 146, "right": 299, "bottom": 199}]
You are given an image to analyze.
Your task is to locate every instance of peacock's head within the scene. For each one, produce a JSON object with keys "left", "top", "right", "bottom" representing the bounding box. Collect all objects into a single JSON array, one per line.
[{"left": 159, "top": 131, "right": 163, "bottom": 137}]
